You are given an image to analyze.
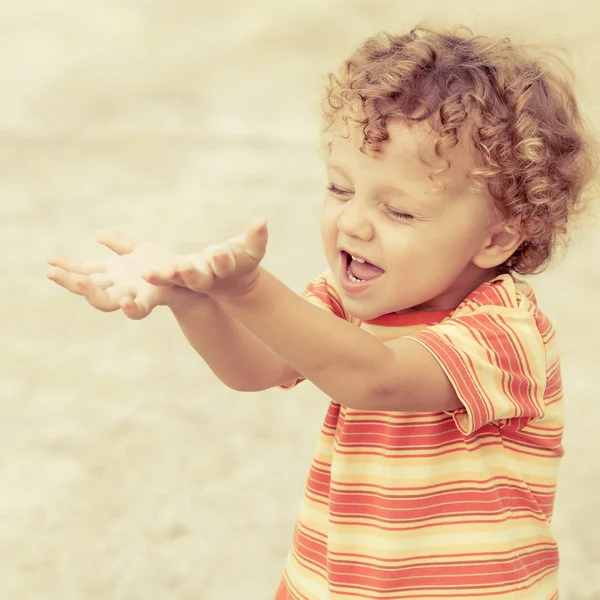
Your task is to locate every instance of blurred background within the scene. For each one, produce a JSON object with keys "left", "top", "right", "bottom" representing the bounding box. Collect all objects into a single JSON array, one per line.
[{"left": 1, "top": 0, "right": 599, "bottom": 598}]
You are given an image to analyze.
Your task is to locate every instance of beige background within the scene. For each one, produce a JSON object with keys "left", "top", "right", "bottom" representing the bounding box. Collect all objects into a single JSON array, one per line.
[{"left": 2, "top": 1, "right": 599, "bottom": 598}]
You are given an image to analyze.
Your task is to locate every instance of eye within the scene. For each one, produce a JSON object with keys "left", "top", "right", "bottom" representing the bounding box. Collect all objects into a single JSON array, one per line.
[
  {"left": 385, "top": 206, "right": 414, "bottom": 221},
  {"left": 327, "top": 183, "right": 352, "bottom": 197}
]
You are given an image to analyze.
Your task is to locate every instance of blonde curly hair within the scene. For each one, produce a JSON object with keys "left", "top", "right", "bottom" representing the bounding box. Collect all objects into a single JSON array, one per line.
[{"left": 322, "top": 26, "right": 599, "bottom": 274}]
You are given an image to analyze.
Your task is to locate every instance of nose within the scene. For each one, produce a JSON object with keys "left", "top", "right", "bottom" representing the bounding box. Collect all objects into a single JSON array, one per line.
[{"left": 337, "top": 198, "right": 374, "bottom": 241}]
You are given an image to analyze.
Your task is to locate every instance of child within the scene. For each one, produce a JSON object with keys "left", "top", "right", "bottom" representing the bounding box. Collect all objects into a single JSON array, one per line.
[{"left": 47, "top": 25, "right": 597, "bottom": 600}]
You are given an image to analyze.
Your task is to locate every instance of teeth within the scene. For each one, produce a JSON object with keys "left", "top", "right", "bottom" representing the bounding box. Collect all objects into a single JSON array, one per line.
[
  {"left": 350, "top": 254, "right": 366, "bottom": 263},
  {"left": 347, "top": 266, "right": 365, "bottom": 283}
]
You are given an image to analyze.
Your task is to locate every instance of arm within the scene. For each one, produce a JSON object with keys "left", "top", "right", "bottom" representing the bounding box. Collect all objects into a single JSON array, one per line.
[
  {"left": 170, "top": 294, "right": 300, "bottom": 392},
  {"left": 46, "top": 229, "right": 299, "bottom": 393},
  {"left": 143, "top": 219, "right": 461, "bottom": 411},
  {"left": 222, "top": 268, "right": 462, "bottom": 411}
]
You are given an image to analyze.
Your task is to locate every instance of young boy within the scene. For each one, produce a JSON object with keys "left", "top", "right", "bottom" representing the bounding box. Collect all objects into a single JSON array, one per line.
[{"left": 47, "top": 26, "right": 597, "bottom": 599}]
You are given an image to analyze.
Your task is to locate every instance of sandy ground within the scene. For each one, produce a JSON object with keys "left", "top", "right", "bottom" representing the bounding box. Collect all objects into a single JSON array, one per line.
[{"left": 1, "top": 1, "right": 599, "bottom": 598}]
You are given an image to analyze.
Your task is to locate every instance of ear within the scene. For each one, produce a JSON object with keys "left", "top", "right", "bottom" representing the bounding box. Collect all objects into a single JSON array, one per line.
[{"left": 472, "top": 220, "right": 524, "bottom": 270}]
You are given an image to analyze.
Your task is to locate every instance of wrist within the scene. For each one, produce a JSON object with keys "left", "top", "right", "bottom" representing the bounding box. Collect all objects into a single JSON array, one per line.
[
  {"left": 167, "top": 287, "right": 215, "bottom": 316},
  {"left": 218, "top": 266, "right": 265, "bottom": 307}
]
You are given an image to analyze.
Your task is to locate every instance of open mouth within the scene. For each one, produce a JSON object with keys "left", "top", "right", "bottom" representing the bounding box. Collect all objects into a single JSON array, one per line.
[{"left": 341, "top": 250, "right": 385, "bottom": 284}]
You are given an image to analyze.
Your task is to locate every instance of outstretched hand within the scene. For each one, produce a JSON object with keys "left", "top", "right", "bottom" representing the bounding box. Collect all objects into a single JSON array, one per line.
[
  {"left": 141, "top": 218, "right": 269, "bottom": 298},
  {"left": 46, "top": 219, "right": 269, "bottom": 319},
  {"left": 46, "top": 230, "right": 195, "bottom": 320}
]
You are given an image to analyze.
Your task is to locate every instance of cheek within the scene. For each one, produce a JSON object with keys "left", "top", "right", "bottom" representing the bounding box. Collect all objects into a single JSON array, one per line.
[
  {"left": 320, "top": 204, "right": 340, "bottom": 260},
  {"left": 320, "top": 202, "right": 340, "bottom": 237},
  {"left": 445, "top": 217, "right": 488, "bottom": 257},
  {"left": 384, "top": 226, "right": 465, "bottom": 270},
  {"left": 414, "top": 222, "right": 485, "bottom": 273}
]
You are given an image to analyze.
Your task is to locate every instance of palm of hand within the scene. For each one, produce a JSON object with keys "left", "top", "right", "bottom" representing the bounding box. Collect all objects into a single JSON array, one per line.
[
  {"left": 46, "top": 231, "right": 191, "bottom": 320},
  {"left": 47, "top": 218, "right": 269, "bottom": 319}
]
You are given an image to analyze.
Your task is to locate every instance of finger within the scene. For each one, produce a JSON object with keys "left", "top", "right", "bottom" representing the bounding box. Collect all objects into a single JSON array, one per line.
[
  {"left": 47, "top": 267, "right": 98, "bottom": 297},
  {"left": 97, "top": 229, "right": 140, "bottom": 256},
  {"left": 175, "top": 255, "right": 215, "bottom": 292},
  {"left": 47, "top": 267, "right": 121, "bottom": 312},
  {"left": 85, "top": 283, "right": 134, "bottom": 313},
  {"left": 243, "top": 217, "right": 268, "bottom": 261},
  {"left": 142, "top": 264, "right": 185, "bottom": 287},
  {"left": 119, "top": 291, "right": 155, "bottom": 320},
  {"left": 209, "top": 246, "right": 236, "bottom": 278},
  {"left": 46, "top": 256, "right": 107, "bottom": 275}
]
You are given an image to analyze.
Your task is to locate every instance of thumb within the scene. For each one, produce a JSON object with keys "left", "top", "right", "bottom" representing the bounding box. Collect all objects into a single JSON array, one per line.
[{"left": 244, "top": 218, "right": 268, "bottom": 261}]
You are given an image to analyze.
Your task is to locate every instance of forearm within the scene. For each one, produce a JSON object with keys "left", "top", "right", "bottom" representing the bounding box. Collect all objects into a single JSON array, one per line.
[
  {"left": 221, "top": 268, "right": 395, "bottom": 405},
  {"left": 170, "top": 293, "right": 299, "bottom": 391}
]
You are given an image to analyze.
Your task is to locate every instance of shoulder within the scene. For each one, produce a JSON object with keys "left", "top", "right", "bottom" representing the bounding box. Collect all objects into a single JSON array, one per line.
[
  {"left": 430, "top": 273, "right": 551, "bottom": 364},
  {"left": 454, "top": 273, "right": 541, "bottom": 316},
  {"left": 403, "top": 274, "right": 555, "bottom": 432},
  {"left": 448, "top": 273, "right": 553, "bottom": 346},
  {"left": 448, "top": 274, "right": 554, "bottom": 346}
]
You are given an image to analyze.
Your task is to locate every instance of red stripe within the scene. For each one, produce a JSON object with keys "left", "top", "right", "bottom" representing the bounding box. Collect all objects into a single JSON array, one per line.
[
  {"left": 324, "top": 548, "right": 558, "bottom": 583},
  {"left": 329, "top": 439, "right": 503, "bottom": 458},
  {"left": 328, "top": 511, "right": 547, "bottom": 532},
  {"left": 363, "top": 308, "right": 454, "bottom": 327},
  {"left": 330, "top": 476, "right": 555, "bottom": 494},
  {"left": 328, "top": 484, "right": 537, "bottom": 511}
]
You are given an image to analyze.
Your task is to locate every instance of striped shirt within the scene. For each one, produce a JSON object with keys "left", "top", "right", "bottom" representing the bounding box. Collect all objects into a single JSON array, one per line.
[{"left": 275, "top": 271, "right": 563, "bottom": 599}]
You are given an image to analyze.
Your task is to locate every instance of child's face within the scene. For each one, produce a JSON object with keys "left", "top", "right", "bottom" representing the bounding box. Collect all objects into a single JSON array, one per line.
[{"left": 320, "top": 120, "right": 497, "bottom": 319}]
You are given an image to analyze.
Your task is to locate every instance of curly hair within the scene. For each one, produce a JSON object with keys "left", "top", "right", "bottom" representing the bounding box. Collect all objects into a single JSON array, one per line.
[{"left": 322, "top": 25, "right": 599, "bottom": 274}]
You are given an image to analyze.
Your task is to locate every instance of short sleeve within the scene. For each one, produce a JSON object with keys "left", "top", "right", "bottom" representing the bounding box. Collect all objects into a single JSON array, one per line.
[
  {"left": 280, "top": 271, "right": 351, "bottom": 389},
  {"left": 406, "top": 309, "right": 548, "bottom": 435},
  {"left": 301, "top": 273, "right": 347, "bottom": 318}
]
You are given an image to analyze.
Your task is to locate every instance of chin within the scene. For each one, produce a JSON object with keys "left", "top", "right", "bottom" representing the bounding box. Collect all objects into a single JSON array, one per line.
[{"left": 342, "top": 300, "right": 388, "bottom": 321}]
